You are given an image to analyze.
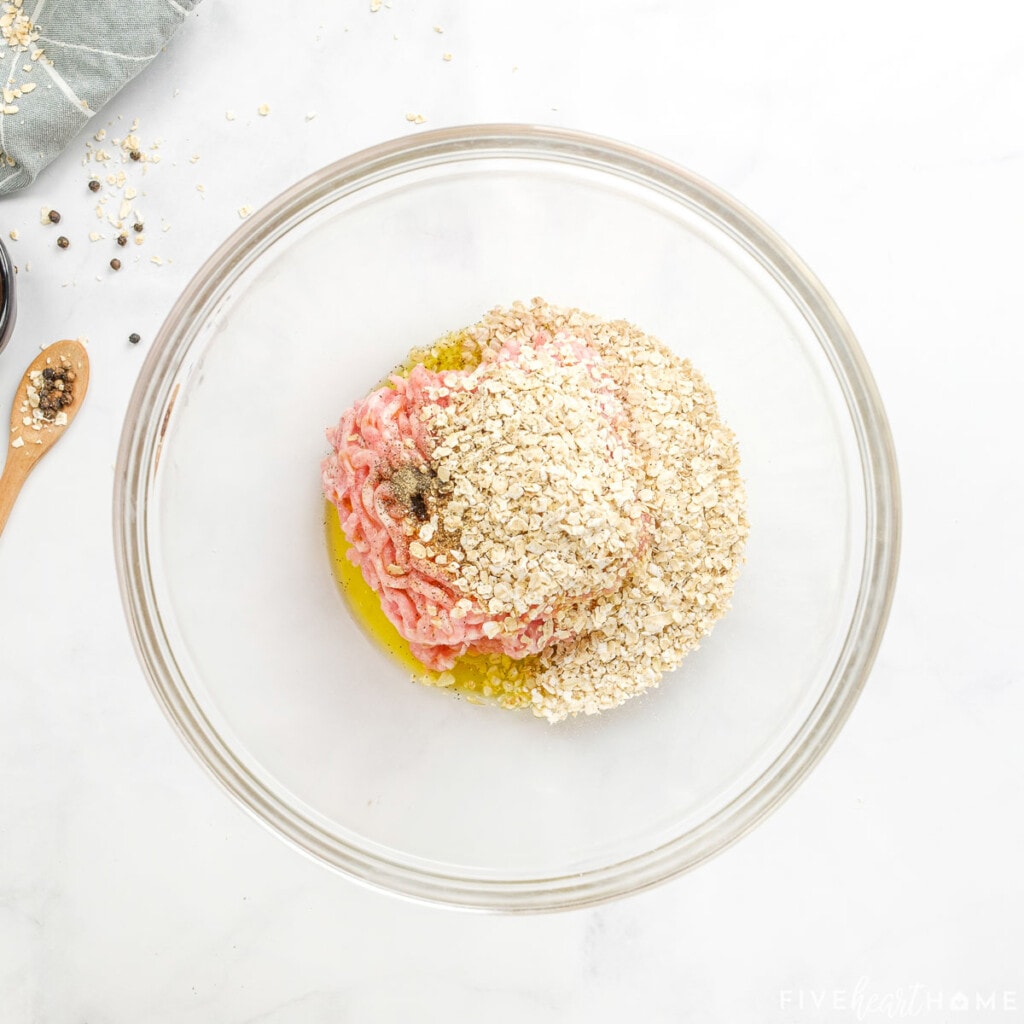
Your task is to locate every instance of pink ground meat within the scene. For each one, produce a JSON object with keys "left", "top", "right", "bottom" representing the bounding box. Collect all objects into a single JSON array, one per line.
[{"left": 322, "top": 331, "right": 643, "bottom": 672}]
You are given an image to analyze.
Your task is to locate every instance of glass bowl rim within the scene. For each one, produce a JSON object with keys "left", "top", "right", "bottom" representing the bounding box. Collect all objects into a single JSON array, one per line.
[{"left": 113, "top": 123, "right": 901, "bottom": 912}]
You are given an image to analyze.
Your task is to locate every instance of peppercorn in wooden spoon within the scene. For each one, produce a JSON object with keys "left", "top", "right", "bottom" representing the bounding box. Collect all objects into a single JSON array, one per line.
[{"left": 0, "top": 339, "right": 90, "bottom": 540}]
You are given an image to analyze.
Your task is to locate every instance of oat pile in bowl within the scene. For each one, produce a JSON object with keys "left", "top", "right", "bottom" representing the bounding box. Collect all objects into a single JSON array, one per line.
[{"left": 322, "top": 299, "right": 748, "bottom": 722}]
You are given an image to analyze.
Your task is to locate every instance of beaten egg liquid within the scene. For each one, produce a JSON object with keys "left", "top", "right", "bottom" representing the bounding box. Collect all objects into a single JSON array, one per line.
[
  {"left": 325, "top": 503, "right": 536, "bottom": 707},
  {"left": 326, "top": 329, "right": 539, "bottom": 707}
]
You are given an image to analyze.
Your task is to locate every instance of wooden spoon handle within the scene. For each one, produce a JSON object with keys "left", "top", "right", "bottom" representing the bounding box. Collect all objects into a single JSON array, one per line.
[{"left": 0, "top": 454, "right": 32, "bottom": 539}]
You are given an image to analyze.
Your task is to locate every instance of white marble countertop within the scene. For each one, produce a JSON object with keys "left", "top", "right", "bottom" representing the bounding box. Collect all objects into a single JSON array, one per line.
[{"left": 1, "top": 3, "right": 1022, "bottom": 1021}]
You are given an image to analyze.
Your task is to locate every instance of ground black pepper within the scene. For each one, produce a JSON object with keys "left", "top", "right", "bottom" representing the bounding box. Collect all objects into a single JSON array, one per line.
[
  {"left": 410, "top": 492, "right": 428, "bottom": 521},
  {"left": 388, "top": 465, "right": 437, "bottom": 522}
]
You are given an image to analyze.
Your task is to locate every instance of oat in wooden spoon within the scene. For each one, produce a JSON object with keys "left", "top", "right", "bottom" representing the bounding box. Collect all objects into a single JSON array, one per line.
[{"left": 0, "top": 339, "right": 89, "bottom": 539}]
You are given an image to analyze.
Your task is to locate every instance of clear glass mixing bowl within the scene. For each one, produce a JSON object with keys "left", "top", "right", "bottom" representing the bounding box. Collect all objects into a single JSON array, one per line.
[{"left": 114, "top": 125, "right": 899, "bottom": 911}]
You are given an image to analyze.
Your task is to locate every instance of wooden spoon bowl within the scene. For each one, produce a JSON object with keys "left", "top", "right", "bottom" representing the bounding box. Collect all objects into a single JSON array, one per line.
[{"left": 0, "top": 339, "right": 90, "bottom": 539}]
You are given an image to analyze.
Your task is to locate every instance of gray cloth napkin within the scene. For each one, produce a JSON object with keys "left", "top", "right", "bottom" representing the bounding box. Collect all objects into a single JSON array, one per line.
[{"left": 0, "top": 0, "right": 200, "bottom": 195}]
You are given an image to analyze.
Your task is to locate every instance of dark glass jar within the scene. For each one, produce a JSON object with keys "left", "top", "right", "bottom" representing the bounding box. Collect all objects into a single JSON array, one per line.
[{"left": 0, "top": 236, "right": 16, "bottom": 355}]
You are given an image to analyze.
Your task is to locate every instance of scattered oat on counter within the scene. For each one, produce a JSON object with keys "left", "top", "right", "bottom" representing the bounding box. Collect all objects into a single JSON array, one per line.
[
  {"left": 19, "top": 101, "right": 273, "bottom": 314},
  {"left": 225, "top": 109, "right": 235, "bottom": 121},
  {"left": 405, "top": 112, "right": 427, "bottom": 125},
  {"left": 443, "top": 52, "right": 453, "bottom": 61},
  {"left": 7, "top": 229, "right": 17, "bottom": 241},
  {"left": 257, "top": 103, "right": 270, "bottom": 116},
  {"left": 78, "top": 115, "right": 165, "bottom": 274}
]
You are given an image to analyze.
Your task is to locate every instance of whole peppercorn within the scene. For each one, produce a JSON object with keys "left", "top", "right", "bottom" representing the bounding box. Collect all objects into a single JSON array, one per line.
[
  {"left": 31, "top": 364, "right": 76, "bottom": 421},
  {"left": 48, "top": 209, "right": 61, "bottom": 224},
  {"left": 56, "top": 235, "right": 70, "bottom": 249},
  {"left": 110, "top": 258, "right": 122, "bottom": 271},
  {"left": 129, "top": 150, "right": 141, "bottom": 161},
  {"left": 128, "top": 333, "right": 141, "bottom": 345},
  {"left": 88, "top": 179, "right": 101, "bottom": 192},
  {"left": 132, "top": 222, "right": 144, "bottom": 233},
  {"left": 116, "top": 234, "right": 128, "bottom": 247}
]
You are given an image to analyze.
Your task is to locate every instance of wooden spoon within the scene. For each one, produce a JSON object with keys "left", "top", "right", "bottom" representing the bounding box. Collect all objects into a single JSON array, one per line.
[{"left": 0, "top": 339, "right": 90, "bottom": 539}]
